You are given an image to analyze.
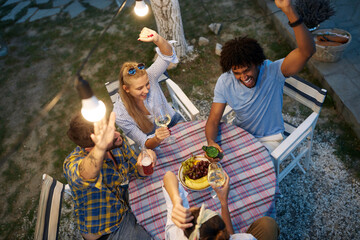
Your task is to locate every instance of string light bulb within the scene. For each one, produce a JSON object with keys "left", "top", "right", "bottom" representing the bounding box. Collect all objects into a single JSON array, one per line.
[
  {"left": 134, "top": 0, "right": 149, "bottom": 17},
  {"left": 76, "top": 76, "right": 106, "bottom": 122}
]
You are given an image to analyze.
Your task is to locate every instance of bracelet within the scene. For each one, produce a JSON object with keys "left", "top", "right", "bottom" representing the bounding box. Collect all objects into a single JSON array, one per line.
[{"left": 288, "top": 17, "right": 303, "bottom": 27}]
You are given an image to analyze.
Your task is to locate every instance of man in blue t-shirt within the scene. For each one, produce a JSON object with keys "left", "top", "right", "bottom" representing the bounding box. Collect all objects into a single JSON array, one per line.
[{"left": 205, "top": 0, "right": 316, "bottom": 154}]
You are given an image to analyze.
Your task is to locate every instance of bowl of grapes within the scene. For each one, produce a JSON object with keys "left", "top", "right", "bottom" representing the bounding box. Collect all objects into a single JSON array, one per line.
[{"left": 178, "top": 155, "right": 211, "bottom": 191}]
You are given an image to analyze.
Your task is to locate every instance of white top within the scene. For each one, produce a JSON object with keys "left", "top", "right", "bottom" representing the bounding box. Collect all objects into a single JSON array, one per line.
[
  {"left": 113, "top": 45, "right": 179, "bottom": 148},
  {"left": 162, "top": 184, "right": 256, "bottom": 240}
]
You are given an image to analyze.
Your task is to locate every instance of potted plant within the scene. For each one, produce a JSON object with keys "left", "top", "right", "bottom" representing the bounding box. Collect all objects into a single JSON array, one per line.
[{"left": 295, "top": 0, "right": 335, "bottom": 31}]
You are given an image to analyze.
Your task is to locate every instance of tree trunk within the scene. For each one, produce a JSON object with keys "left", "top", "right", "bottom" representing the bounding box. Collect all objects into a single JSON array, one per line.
[{"left": 149, "top": 0, "right": 188, "bottom": 59}]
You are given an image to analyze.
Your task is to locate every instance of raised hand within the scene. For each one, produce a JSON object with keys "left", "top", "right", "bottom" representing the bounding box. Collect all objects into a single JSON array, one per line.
[
  {"left": 171, "top": 204, "right": 195, "bottom": 230},
  {"left": 212, "top": 171, "right": 230, "bottom": 205},
  {"left": 155, "top": 127, "right": 171, "bottom": 142},
  {"left": 137, "top": 27, "right": 159, "bottom": 43},
  {"left": 90, "top": 112, "right": 116, "bottom": 151},
  {"left": 80, "top": 112, "right": 116, "bottom": 180},
  {"left": 137, "top": 27, "right": 173, "bottom": 56},
  {"left": 274, "top": 0, "right": 292, "bottom": 10}
]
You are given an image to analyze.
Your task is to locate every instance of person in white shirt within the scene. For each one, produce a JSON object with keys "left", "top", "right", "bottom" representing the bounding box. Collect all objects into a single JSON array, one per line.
[
  {"left": 162, "top": 171, "right": 279, "bottom": 240},
  {"left": 113, "top": 27, "right": 183, "bottom": 150}
]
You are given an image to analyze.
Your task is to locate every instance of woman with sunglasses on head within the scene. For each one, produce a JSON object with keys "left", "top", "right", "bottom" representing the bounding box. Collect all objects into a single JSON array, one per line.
[{"left": 114, "top": 27, "right": 184, "bottom": 149}]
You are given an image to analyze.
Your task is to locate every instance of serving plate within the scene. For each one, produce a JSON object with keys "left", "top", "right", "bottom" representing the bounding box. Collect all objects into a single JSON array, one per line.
[{"left": 178, "top": 155, "right": 211, "bottom": 191}]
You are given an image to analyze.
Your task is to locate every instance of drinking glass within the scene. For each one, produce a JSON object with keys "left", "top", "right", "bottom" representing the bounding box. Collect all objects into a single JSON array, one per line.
[
  {"left": 141, "top": 148, "right": 153, "bottom": 175},
  {"left": 207, "top": 162, "right": 226, "bottom": 198},
  {"left": 153, "top": 105, "right": 176, "bottom": 143}
]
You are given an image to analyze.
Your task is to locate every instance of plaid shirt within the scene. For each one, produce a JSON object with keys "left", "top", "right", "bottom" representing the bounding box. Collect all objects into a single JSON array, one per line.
[{"left": 63, "top": 140, "right": 146, "bottom": 235}]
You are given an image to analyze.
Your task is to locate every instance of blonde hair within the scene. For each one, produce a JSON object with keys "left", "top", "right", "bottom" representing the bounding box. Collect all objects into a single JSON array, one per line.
[{"left": 119, "top": 62, "right": 154, "bottom": 133}]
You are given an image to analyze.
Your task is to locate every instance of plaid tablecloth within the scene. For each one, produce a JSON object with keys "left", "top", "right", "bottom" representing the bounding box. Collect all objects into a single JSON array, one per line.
[{"left": 129, "top": 120, "right": 276, "bottom": 240}]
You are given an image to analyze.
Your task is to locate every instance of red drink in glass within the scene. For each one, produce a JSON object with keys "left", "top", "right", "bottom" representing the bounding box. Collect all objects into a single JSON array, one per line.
[{"left": 142, "top": 156, "right": 153, "bottom": 175}]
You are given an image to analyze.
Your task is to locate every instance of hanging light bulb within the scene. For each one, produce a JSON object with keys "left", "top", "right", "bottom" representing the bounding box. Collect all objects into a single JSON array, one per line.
[
  {"left": 76, "top": 76, "right": 106, "bottom": 122},
  {"left": 134, "top": 0, "right": 149, "bottom": 17}
]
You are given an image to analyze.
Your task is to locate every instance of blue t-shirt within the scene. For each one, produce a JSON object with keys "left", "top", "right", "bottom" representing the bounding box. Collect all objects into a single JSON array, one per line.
[{"left": 213, "top": 59, "right": 285, "bottom": 138}]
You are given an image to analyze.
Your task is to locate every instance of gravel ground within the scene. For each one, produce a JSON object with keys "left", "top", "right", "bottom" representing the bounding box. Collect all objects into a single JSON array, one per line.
[{"left": 59, "top": 99, "right": 360, "bottom": 239}]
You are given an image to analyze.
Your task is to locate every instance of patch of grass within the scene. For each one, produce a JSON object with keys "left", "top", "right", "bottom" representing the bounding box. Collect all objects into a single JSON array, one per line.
[
  {"left": 4, "top": 55, "right": 20, "bottom": 65},
  {"left": 2, "top": 160, "right": 25, "bottom": 182},
  {"left": 322, "top": 94, "right": 335, "bottom": 108},
  {"left": 0, "top": 220, "right": 17, "bottom": 238},
  {"left": 299, "top": 105, "right": 312, "bottom": 117},
  {"left": 6, "top": 187, "right": 21, "bottom": 214},
  {"left": 0, "top": 117, "right": 6, "bottom": 155},
  {"left": 334, "top": 123, "right": 360, "bottom": 177},
  {"left": 267, "top": 40, "right": 292, "bottom": 60}
]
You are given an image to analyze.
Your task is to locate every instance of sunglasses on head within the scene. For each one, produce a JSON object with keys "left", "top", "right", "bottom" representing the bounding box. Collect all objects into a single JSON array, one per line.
[{"left": 128, "top": 63, "right": 145, "bottom": 75}]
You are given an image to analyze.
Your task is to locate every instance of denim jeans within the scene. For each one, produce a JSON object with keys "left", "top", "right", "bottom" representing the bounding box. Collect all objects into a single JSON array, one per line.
[{"left": 108, "top": 211, "right": 153, "bottom": 240}]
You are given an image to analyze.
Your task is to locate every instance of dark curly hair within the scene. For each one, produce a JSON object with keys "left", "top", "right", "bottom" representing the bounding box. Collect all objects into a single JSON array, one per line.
[
  {"left": 220, "top": 36, "right": 266, "bottom": 73},
  {"left": 184, "top": 208, "right": 229, "bottom": 240}
]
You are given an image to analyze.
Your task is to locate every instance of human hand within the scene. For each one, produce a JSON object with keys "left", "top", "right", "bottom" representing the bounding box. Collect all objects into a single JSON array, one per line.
[
  {"left": 137, "top": 149, "right": 157, "bottom": 176},
  {"left": 205, "top": 142, "right": 223, "bottom": 162},
  {"left": 90, "top": 112, "right": 116, "bottom": 152},
  {"left": 212, "top": 171, "right": 230, "bottom": 205},
  {"left": 155, "top": 127, "right": 171, "bottom": 141},
  {"left": 137, "top": 27, "right": 159, "bottom": 43},
  {"left": 274, "top": 0, "right": 293, "bottom": 12},
  {"left": 171, "top": 203, "right": 195, "bottom": 230}
]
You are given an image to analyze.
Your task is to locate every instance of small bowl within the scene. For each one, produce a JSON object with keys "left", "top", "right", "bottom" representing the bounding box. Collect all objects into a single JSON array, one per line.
[{"left": 178, "top": 155, "right": 211, "bottom": 191}]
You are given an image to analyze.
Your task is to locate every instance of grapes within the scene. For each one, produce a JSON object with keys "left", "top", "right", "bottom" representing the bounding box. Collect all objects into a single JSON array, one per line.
[{"left": 182, "top": 157, "right": 210, "bottom": 180}]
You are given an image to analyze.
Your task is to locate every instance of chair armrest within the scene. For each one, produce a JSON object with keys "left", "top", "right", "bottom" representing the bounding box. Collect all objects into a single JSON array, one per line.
[
  {"left": 165, "top": 79, "right": 200, "bottom": 120},
  {"left": 271, "top": 112, "right": 318, "bottom": 160}
]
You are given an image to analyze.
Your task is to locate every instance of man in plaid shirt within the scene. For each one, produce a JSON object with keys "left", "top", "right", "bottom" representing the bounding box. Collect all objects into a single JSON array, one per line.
[{"left": 64, "top": 112, "right": 156, "bottom": 240}]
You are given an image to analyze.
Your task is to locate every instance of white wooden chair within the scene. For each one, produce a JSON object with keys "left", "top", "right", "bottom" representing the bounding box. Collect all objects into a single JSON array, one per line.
[
  {"left": 34, "top": 174, "right": 71, "bottom": 240},
  {"left": 222, "top": 76, "right": 327, "bottom": 182},
  {"left": 105, "top": 72, "right": 200, "bottom": 150}
]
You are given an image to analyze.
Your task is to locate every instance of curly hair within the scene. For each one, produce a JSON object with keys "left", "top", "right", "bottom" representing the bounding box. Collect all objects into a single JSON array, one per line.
[
  {"left": 67, "top": 113, "right": 95, "bottom": 148},
  {"left": 184, "top": 208, "right": 230, "bottom": 240},
  {"left": 220, "top": 36, "right": 266, "bottom": 73}
]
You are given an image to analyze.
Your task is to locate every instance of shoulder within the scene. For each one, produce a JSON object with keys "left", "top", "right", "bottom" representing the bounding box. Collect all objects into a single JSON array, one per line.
[
  {"left": 113, "top": 98, "right": 134, "bottom": 123},
  {"left": 65, "top": 147, "right": 86, "bottom": 163},
  {"left": 218, "top": 71, "right": 233, "bottom": 82},
  {"left": 262, "top": 59, "right": 285, "bottom": 80},
  {"left": 216, "top": 71, "right": 234, "bottom": 88},
  {"left": 63, "top": 147, "right": 87, "bottom": 174},
  {"left": 263, "top": 59, "right": 284, "bottom": 71},
  {"left": 113, "top": 96, "right": 126, "bottom": 113}
]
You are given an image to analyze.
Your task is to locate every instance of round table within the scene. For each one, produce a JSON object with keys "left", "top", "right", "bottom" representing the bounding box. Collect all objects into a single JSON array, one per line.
[{"left": 129, "top": 120, "right": 276, "bottom": 239}]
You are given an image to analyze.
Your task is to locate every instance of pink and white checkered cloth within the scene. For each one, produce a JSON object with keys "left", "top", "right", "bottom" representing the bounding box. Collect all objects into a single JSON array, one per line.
[{"left": 129, "top": 120, "right": 276, "bottom": 240}]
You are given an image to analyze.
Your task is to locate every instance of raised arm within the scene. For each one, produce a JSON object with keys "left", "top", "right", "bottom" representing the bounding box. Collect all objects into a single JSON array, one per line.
[
  {"left": 163, "top": 171, "right": 194, "bottom": 229},
  {"left": 275, "top": 0, "right": 315, "bottom": 77},
  {"left": 79, "top": 112, "right": 116, "bottom": 180},
  {"left": 205, "top": 102, "right": 226, "bottom": 152},
  {"left": 212, "top": 172, "right": 234, "bottom": 235},
  {"left": 138, "top": 27, "right": 173, "bottom": 56}
]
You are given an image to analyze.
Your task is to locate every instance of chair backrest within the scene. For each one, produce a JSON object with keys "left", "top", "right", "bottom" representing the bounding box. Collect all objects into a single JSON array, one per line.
[
  {"left": 164, "top": 78, "right": 199, "bottom": 121},
  {"left": 34, "top": 174, "right": 64, "bottom": 240},
  {"left": 284, "top": 76, "right": 327, "bottom": 114}
]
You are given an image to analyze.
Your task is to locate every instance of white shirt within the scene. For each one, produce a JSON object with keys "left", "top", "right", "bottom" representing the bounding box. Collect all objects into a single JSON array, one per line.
[
  {"left": 113, "top": 45, "right": 179, "bottom": 148},
  {"left": 162, "top": 184, "right": 256, "bottom": 240}
]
